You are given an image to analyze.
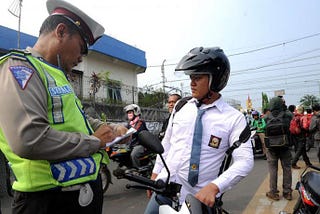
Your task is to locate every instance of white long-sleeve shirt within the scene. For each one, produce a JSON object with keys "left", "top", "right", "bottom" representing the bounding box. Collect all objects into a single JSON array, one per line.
[{"left": 153, "top": 97, "right": 254, "bottom": 203}]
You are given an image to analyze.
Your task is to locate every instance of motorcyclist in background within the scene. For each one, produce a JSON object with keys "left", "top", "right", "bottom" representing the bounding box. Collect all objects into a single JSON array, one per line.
[
  {"left": 124, "top": 104, "right": 149, "bottom": 168},
  {"left": 250, "top": 110, "right": 267, "bottom": 158}
]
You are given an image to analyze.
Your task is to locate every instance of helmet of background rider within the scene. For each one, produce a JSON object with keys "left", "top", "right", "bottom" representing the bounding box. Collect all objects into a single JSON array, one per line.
[
  {"left": 251, "top": 110, "right": 260, "bottom": 117},
  {"left": 174, "top": 47, "right": 230, "bottom": 92},
  {"left": 46, "top": 0, "right": 105, "bottom": 54},
  {"left": 124, "top": 104, "right": 141, "bottom": 117}
]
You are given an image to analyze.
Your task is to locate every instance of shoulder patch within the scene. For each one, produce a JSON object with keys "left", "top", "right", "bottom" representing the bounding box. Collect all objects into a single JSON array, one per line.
[{"left": 9, "top": 65, "right": 34, "bottom": 90}]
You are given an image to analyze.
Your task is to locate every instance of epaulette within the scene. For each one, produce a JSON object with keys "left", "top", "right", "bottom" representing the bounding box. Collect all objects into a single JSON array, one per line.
[
  {"left": 7, "top": 49, "right": 31, "bottom": 61},
  {"left": 10, "top": 48, "right": 31, "bottom": 55}
]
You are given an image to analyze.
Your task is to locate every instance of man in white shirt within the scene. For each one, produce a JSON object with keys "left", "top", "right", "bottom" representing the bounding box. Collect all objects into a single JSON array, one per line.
[{"left": 145, "top": 47, "right": 254, "bottom": 213}]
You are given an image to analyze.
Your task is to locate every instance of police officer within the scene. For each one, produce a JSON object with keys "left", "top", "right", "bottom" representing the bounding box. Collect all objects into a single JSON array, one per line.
[
  {"left": 0, "top": 0, "right": 127, "bottom": 213},
  {"left": 145, "top": 47, "right": 254, "bottom": 213}
]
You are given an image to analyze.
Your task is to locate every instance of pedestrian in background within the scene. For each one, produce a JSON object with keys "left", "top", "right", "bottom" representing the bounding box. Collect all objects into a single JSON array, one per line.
[
  {"left": 288, "top": 104, "right": 297, "bottom": 151},
  {"left": 302, "top": 107, "right": 314, "bottom": 151},
  {"left": 310, "top": 103, "right": 320, "bottom": 163},
  {"left": 291, "top": 106, "right": 312, "bottom": 169},
  {"left": 264, "top": 97, "right": 293, "bottom": 201},
  {"left": 158, "top": 93, "right": 181, "bottom": 141}
]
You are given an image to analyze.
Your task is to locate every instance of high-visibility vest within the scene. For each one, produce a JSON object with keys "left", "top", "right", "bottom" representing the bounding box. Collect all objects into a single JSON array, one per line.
[{"left": 0, "top": 51, "right": 107, "bottom": 192}]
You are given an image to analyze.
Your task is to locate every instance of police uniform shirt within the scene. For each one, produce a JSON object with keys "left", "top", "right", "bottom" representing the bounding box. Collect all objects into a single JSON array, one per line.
[
  {"left": 153, "top": 97, "right": 254, "bottom": 203},
  {"left": 0, "top": 47, "right": 102, "bottom": 161}
]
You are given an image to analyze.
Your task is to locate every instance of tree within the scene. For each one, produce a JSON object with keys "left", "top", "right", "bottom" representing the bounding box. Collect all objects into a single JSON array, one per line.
[
  {"left": 300, "top": 94, "right": 320, "bottom": 107},
  {"left": 138, "top": 87, "right": 167, "bottom": 108},
  {"left": 89, "top": 72, "right": 101, "bottom": 106},
  {"left": 89, "top": 71, "right": 110, "bottom": 106},
  {"left": 262, "top": 92, "right": 269, "bottom": 111}
]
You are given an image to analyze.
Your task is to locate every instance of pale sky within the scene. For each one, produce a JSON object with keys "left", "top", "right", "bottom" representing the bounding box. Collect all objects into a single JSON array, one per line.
[{"left": 1, "top": 0, "right": 320, "bottom": 110}]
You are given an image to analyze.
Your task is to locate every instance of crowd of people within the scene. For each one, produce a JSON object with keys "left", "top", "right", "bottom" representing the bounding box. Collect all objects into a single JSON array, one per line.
[{"left": 245, "top": 99, "right": 320, "bottom": 201}]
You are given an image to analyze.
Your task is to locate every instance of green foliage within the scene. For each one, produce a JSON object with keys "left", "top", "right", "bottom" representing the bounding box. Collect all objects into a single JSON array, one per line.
[
  {"left": 300, "top": 94, "right": 320, "bottom": 108},
  {"left": 138, "top": 89, "right": 167, "bottom": 108},
  {"left": 100, "top": 112, "right": 107, "bottom": 122},
  {"left": 262, "top": 92, "right": 269, "bottom": 111}
]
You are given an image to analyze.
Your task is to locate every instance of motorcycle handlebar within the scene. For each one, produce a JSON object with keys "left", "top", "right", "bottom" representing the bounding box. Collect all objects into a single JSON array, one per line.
[
  {"left": 124, "top": 172, "right": 166, "bottom": 189},
  {"left": 309, "top": 164, "right": 320, "bottom": 171},
  {"left": 113, "top": 168, "right": 165, "bottom": 190}
]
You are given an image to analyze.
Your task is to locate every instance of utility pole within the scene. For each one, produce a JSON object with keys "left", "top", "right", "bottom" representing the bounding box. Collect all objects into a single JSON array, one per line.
[
  {"left": 8, "top": 0, "right": 23, "bottom": 49},
  {"left": 161, "top": 59, "right": 166, "bottom": 93},
  {"left": 161, "top": 59, "right": 166, "bottom": 106}
]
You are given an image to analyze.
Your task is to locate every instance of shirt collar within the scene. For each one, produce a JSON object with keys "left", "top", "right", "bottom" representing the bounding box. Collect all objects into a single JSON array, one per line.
[
  {"left": 26, "top": 47, "right": 43, "bottom": 58},
  {"left": 189, "top": 96, "right": 225, "bottom": 112}
]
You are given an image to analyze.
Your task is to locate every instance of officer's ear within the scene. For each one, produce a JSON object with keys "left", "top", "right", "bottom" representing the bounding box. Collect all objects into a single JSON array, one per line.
[{"left": 55, "top": 23, "right": 67, "bottom": 39}]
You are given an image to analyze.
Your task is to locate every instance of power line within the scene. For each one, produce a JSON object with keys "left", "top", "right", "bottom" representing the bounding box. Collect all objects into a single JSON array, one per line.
[
  {"left": 146, "top": 32, "right": 320, "bottom": 68},
  {"left": 228, "top": 32, "right": 320, "bottom": 57}
]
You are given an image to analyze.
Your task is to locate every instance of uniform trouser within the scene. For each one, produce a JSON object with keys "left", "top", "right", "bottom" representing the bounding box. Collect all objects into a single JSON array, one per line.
[
  {"left": 267, "top": 148, "right": 292, "bottom": 195},
  {"left": 131, "top": 145, "right": 146, "bottom": 168},
  {"left": 12, "top": 175, "right": 103, "bottom": 214},
  {"left": 292, "top": 136, "right": 311, "bottom": 166}
]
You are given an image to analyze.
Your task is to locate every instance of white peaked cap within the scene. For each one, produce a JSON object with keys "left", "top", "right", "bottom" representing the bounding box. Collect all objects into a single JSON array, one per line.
[{"left": 46, "top": 0, "right": 105, "bottom": 46}]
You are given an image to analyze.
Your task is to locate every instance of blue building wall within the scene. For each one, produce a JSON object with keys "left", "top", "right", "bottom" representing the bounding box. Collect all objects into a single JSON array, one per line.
[{"left": 0, "top": 25, "right": 146, "bottom": 68}]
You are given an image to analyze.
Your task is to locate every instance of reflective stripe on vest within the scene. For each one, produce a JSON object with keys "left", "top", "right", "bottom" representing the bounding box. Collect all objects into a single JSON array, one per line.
[
  {"left": 51, "top": 157, "right": 96, "bottom": 182},
  {"left": 42, "top": 67, "right": 64, "bottom": 124}
]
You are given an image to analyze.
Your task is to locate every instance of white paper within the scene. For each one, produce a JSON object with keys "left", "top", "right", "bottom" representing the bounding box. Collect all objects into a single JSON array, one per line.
[{"left": 104, "top": 127, "right": 136, "bottom": 147}]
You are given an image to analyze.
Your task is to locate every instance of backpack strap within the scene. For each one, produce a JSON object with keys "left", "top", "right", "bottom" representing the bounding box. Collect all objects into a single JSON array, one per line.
[{"left": 172, "top": 96, "right": 192, "bottom": 119}]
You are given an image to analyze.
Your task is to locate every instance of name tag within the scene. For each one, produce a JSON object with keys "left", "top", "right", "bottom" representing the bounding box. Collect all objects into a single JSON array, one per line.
[{"left": 49, "top": 85, "right": 72, "bottom": 96}]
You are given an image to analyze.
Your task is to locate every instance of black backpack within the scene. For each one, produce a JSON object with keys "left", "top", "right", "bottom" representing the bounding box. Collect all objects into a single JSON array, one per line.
[{"left": 265, "top": 111, "right": 289, "bottom": 148}]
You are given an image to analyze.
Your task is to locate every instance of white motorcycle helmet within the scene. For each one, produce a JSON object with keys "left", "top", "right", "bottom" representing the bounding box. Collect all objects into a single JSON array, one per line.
[{"left": 124, "top": 104, "right": 141, "bottom": 116}]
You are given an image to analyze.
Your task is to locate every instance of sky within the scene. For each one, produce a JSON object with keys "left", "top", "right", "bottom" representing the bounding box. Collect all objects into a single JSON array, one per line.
[{"left": 1, "top": 0, "right": 320, "bottom": 111}]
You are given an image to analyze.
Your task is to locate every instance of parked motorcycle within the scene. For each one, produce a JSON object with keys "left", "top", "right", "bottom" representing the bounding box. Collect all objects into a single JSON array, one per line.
[
  {"left": 292, "top": 165, "right": 320, "bottom": 214},
  {"left": 100, "top": 142, "right": 156, "bottom": 193}
]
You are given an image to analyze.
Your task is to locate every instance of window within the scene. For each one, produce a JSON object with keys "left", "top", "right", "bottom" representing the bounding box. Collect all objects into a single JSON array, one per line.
[{"left": 107, "top": 79, "right": 122, "bottom": 102}]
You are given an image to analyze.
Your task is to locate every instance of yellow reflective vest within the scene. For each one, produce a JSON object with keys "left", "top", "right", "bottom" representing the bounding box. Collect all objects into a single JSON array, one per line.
[{"left": 0, "top": 51, "right": 106, "bottom": 192}]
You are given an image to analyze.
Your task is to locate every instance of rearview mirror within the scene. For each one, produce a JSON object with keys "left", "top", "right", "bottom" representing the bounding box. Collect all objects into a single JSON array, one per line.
[{"left": 138, "top": 130, "right": 164, "bottom": 154}]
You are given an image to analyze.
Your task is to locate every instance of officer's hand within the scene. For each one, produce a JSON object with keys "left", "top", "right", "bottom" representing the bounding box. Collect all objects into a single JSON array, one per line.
[
  {"left": 93, "top": 124, "right": 116, "bottom": 148},
  {"left": 195, "top": 183, "right": 219, "bottom": 208},
  {"left": 113, "top": 125, "right": 132, "bottom": 144}
]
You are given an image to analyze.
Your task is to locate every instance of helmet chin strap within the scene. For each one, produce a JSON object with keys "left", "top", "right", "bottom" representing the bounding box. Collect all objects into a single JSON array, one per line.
[{"left": 196, "top": 91, "right": 213, "bottom": 107}]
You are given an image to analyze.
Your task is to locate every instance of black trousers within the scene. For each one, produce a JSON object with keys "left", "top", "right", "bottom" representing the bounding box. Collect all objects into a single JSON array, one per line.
[
  {"left": 12, "top": 175, "right": 103, "bottom": 214},
  {"left": 292, "top": 136, "right": 311, "bottom": 166}
]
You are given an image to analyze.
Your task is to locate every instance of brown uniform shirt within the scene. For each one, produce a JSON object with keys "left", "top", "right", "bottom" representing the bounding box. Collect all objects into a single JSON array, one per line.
[{"left": 0, "top": 48, "right": 102, "bottom": 161}]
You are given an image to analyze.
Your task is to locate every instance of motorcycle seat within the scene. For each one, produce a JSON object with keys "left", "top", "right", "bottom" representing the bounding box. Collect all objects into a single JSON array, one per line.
[{"left": 302, "top": 171, "right": 320, "bottom": 204}]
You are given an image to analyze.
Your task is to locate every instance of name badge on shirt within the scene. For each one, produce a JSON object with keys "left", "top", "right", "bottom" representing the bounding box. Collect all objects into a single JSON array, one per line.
[{"left": 208, "top": 135, "right": 221, "bottom": 149}]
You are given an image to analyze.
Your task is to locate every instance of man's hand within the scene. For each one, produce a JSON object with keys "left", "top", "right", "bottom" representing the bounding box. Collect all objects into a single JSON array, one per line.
[
  {"left": 146, "top": 173, "right": 158, "bottom": 198},
  {"left": 195, "top": 183, "right": 219, "bottom": 207},
  {"left": 93, "top": 124, "right": 116, "bottom": 148}
]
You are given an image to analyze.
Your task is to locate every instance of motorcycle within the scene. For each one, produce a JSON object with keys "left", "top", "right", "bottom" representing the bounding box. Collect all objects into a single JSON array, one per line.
[
  {"left": 100, "top": 142, "right": 156, "bottom": 193},
  {"left": 292, "top": 165, "right": 320, "bottom": 214},
  {"left": 114, "top": 125, "right": 251, "bottom": 213},
  {"left": 250, "top": 127, "right": 264, "bottom": 158}
]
